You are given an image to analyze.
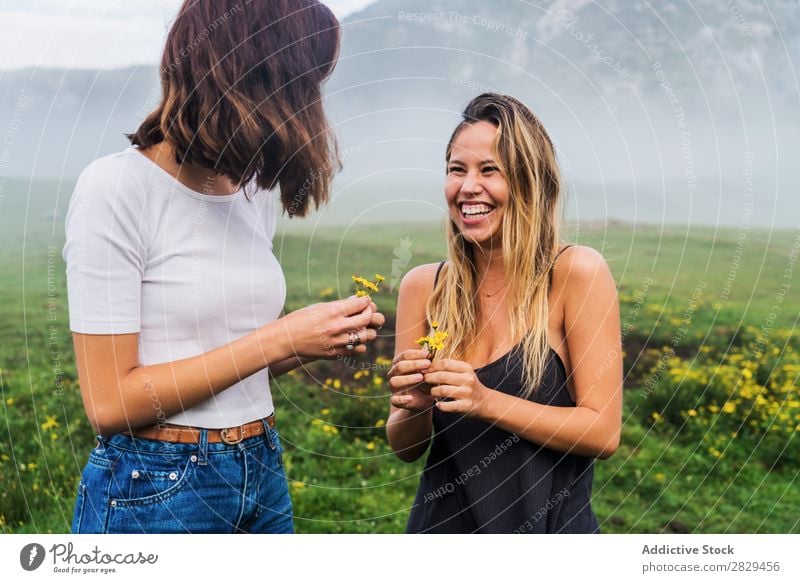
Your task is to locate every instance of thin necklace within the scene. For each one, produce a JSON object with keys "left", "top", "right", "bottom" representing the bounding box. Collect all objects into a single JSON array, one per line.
[{"left": 482, "top": 282, "right": 508, "bottom": 297}]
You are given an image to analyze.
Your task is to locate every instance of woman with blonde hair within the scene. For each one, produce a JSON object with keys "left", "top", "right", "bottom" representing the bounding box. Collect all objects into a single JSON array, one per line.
[
  {"left": 387, "top": 93, "right": 622, "bottom": 533},
  {"left": 64, "top": 0, "right": 384, "bottom": 533}
]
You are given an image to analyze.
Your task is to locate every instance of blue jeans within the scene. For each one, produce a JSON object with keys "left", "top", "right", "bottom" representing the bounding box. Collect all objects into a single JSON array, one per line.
[{"left": 71, "top": 418, "right": 293, "bottom": 533}]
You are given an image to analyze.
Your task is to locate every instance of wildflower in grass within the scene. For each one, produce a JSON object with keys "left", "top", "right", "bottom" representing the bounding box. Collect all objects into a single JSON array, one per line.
[
  {"left": 319, "top": 286, "right": 335, "bottom": 298},
  {"left": 654, "top": 473, "right": 665, "bottom": 482},
  {"left": 41, "top": 416, "right": 59, "bottom": 431},
  {"left": 5, "top": 398, "right": 13, "bottom": 406},
  {"left": 366, "top": 441, "right": 375, "bottom": 450}
]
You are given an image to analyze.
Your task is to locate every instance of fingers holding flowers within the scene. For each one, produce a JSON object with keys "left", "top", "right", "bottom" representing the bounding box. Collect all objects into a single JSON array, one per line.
[
  {"left": 388, "top": 349, "right": 435, "bottom": 412},
  {"left": 424, "top": 359, "right": 491, "bottom": 417}
]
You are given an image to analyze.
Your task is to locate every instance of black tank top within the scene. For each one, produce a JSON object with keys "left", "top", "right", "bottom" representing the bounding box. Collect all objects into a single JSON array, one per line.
[{"left": 406, "top": 248, "right": 601, "bottom": 533}]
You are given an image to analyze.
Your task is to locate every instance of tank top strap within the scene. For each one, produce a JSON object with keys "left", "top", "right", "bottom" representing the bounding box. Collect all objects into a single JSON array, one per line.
[
  {"left": 548, "top": 244, "right": 574, "bottom": 284},
  {"left": 433, "top": 260, "right": 446, "bottom": 287}
]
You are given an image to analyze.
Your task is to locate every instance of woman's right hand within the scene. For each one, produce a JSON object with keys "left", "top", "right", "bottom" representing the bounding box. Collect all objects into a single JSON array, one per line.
[
  {"left": 277, "top": 295, "right": 379, "bottom": 359},
  {"left": 388, "top": 349, "right": 435, "bottom": 411}
]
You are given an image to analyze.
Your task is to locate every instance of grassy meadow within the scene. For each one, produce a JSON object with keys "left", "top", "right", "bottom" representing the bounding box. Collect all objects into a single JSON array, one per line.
[{"left": 0, "top": 177, "right": 798, "bottom": 533}]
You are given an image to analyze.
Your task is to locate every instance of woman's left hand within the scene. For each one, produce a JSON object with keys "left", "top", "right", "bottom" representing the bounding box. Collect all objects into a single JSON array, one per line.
[{"left": 423, "top": 359, "right": 492, "bottom": 418}]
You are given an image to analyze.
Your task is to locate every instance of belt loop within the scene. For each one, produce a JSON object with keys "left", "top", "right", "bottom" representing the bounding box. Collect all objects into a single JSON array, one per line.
[
  {"left": 261, "top": 418, "right": 276, "bottom": 450},
  {"left": 198, "top": 428, "right": 209, "bottom": 466}
]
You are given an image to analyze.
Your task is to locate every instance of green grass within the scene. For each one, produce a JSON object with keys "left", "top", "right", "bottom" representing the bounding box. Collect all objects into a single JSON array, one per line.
[{"left": 0, "top": 178, "right": 798, "bottom": 533}]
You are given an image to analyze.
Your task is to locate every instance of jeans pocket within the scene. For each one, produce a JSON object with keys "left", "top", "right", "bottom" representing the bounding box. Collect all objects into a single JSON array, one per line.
[
  {"left": 113, "top": 455, "right": 195, "bottom": 506},
  {"left": 104, "top": 453, "right": 199, "bottom": 534}
]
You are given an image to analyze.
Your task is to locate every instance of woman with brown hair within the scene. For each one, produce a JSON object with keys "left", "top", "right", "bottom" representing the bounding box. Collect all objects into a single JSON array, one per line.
[
  {"left": 386, "top": 93, "right": 622, "bottom": 533},
  {"left": 63, "top": 0, "right": 383, "bottom": 534}
]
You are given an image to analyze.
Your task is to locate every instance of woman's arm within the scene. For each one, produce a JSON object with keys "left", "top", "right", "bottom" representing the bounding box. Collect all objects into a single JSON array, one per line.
[
  {"left": 386, "top": 264, "right": 441, "bottom": 463},
  {"left": 425, "top": 247, "right": 623, "bottom": 459},
  {"left": 75, "top": 296, "right": 376, "bottom": 436},
  {"left": 268, "top": 356, "right": 315, "bottom": 379}
]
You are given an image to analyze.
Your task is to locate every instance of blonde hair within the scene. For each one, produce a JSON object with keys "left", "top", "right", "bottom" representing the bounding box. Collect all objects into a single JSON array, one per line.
[{"left": 428, "top": 93, "right": 563, "bottom": 399}]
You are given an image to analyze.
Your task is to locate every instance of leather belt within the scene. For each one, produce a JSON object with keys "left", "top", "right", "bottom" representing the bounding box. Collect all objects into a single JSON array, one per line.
[{"left": 125, "top": 414, "right": 276, "bottom": 445}]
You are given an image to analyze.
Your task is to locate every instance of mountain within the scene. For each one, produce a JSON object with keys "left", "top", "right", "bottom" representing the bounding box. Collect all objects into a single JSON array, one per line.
[{"left": 0, "top": 0, "right": 797, "bottom": 226}]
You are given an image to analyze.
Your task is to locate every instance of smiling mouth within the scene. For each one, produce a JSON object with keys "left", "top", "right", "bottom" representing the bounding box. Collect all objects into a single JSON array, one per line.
[{"left": 459, "top": 202, "right": 495, "bottom": 222}]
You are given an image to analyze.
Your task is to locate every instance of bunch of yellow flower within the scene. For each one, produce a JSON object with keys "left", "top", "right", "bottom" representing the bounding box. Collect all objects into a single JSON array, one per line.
[
  {"left": 416, "top": 321, "right": 448, "bottom": 359},
  {"left": 352, "top": 274, "right": 385, "bottom": 298}
]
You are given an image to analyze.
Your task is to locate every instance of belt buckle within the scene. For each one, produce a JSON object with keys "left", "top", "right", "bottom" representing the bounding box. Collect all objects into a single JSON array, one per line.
[{"left": 220, "top": 426, "right": 244, "bottom": 445}]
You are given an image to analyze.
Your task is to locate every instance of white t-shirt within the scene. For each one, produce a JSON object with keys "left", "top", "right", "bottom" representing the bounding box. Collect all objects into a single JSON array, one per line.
[{"left": 63, "top": 146, "right": 286, "bottom": 428}]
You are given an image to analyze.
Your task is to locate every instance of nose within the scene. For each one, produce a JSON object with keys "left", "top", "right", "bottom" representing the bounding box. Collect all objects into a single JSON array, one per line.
[{"left": 460, "top": 171, "right": 483, "bottom": 195}]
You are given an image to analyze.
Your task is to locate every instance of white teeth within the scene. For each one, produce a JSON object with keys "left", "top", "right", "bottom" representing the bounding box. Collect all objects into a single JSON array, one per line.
[{"left": 461, "top": 203, "right": 493, "bottom": 216}]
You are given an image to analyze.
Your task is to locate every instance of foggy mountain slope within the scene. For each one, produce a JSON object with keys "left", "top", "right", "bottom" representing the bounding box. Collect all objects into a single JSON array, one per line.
[{"left": 0, "top": 0, "right": 796, "bottom": 225}]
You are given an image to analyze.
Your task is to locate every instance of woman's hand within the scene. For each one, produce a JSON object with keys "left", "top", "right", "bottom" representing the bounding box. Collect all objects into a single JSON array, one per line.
[
  {"left": 423, "top": 359, "right": 492, "bottom": 417},
  {"left": 277, "top": 295, "right": 383, "bottom": 360},
  {"left": 367, "top": 300, "right": 386, "bottom": 331},
  {"left": 388, "top": 349, "right": 435, "bottom": 412}
]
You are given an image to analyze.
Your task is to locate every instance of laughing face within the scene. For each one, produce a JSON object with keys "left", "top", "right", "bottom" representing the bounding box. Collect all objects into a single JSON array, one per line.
[{"left": 445, "top": 120, "right": 509, "bottom": 250}]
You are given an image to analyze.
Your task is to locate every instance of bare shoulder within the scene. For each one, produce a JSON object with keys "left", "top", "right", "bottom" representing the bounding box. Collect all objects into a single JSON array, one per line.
[
  {"left": 399, "top": 262, "right": 444, "bottom": 296},
  {"left": 552, "top": 245, "right": 616, "bottom": 296}
]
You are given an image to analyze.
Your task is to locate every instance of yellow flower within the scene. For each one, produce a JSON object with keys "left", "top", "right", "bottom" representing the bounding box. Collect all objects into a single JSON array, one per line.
[
  {"left": 366, "top": 442, "right": 375, "bottom": 450},
  {"left": 333, "top": 379, "right": 342, "bottom": 390},
  {"left": 687, "top": 409, "right": 698, "bottom": 417},
  {"left": 417, "top": 326, "right": 448, "bottom": 357},
  {"left": 319, "top": 286, "right": 335, "bottom": 298},
  {"left": 41, "top": 415, "right": 59, "bottom": 431},
  {"left": 722, "top": 402, "right": 736, "bottom": 414},
  {"left": 375, "top": 419, "right": 386, "bottom": 427},
  {"left": 351, "top": 274, "right": 383, "bottom": 297},
  {"left": 5, "top": 398, "right": 13, "bottom": 406},
  {"left": 321, "top": 423, "right": 339, "bottom": 435},
  {"left": 320, "top": 408, "right": 330, "bottom": 416},
  {"left": 654, "top": 473, "right": 665, "bottom": 482}
]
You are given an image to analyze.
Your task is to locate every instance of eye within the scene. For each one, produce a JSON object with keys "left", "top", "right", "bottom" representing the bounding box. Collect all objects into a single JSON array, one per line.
[
  {"left": 482, "top": 166, "right": 499, "bottom": 174},
  {"left": 447, "top": 165, "right": 466, "bottom": 175}
]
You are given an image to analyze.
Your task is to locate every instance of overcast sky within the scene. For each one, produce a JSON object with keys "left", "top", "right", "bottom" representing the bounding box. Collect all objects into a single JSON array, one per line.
[{"left": 0, "top": 0, "right": 377, "bottom": 71}]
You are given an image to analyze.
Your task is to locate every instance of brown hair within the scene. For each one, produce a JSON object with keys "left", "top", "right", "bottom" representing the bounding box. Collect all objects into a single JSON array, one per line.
[
  {"left": 128, "top": 0, "right": 341, "bottom": 217},
  {"left": 429, "top": 93, "right": 563, "bottom": 399}
]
